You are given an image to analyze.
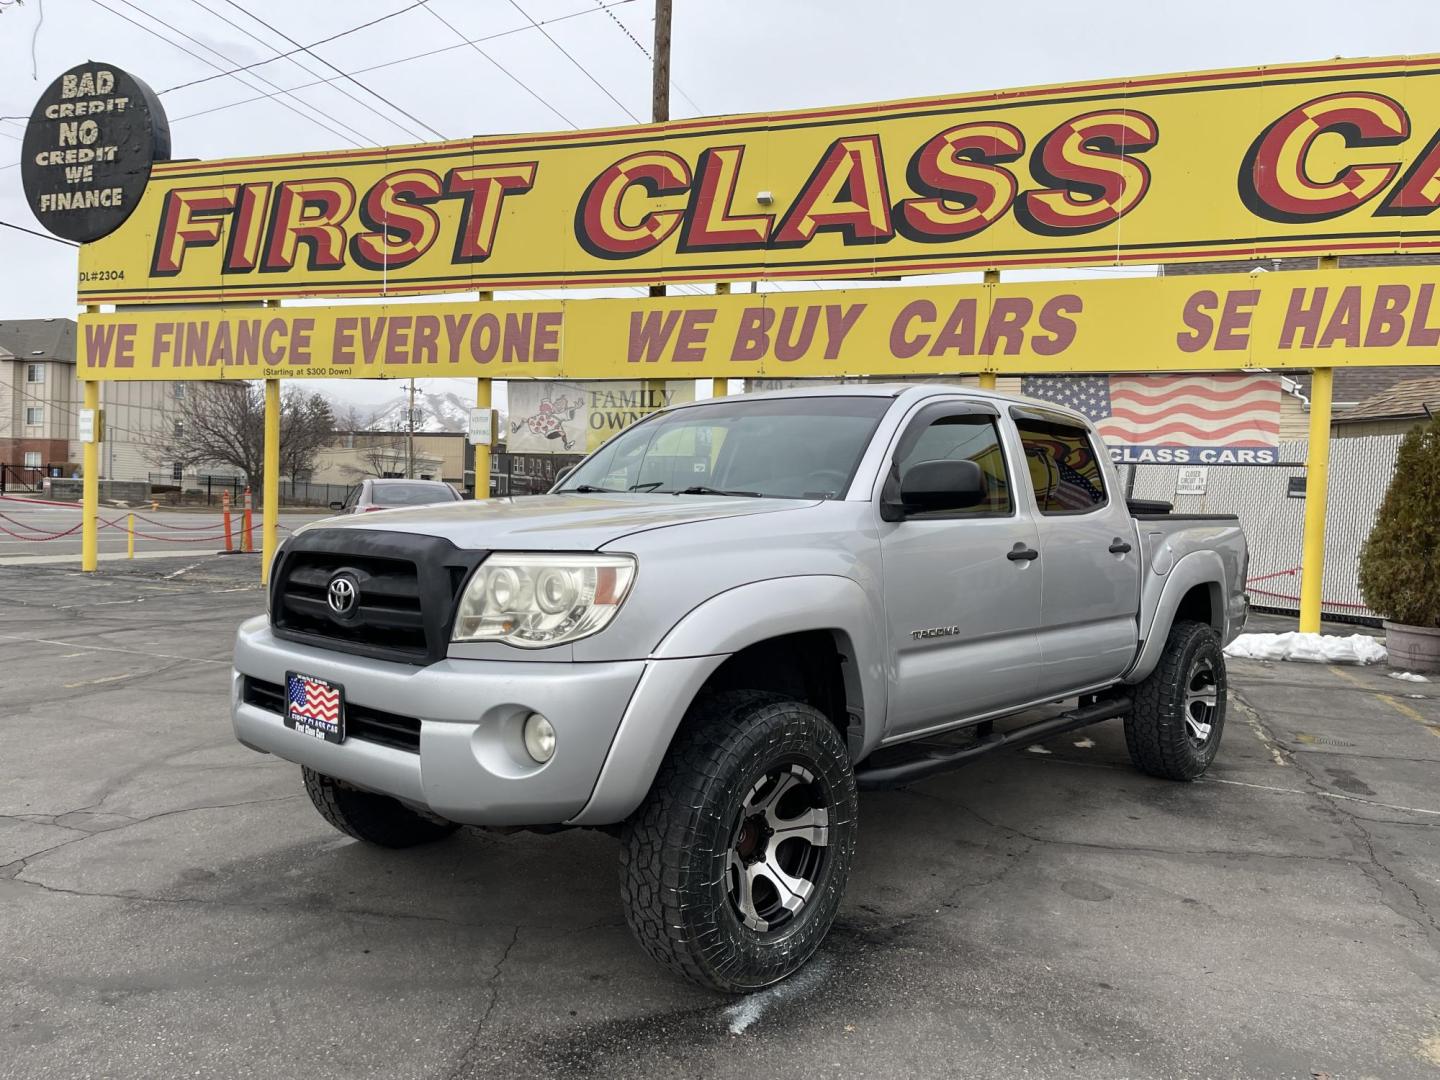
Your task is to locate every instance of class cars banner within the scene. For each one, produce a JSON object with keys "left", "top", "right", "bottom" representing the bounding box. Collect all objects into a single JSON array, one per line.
[
  {"left": 78, "top": 264, "right": 1440, "bottom": 386},
  {"left": 76, "top": 54, "right": 1440, "bottom": 305}
]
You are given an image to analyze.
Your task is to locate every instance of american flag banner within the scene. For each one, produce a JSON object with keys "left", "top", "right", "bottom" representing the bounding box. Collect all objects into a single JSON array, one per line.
[
  {"left": 1020, "top": 375, "right": 1283, "bottom": 465},
  {"left": 287, "top": 672, "right": 342, "bottom": 738}
]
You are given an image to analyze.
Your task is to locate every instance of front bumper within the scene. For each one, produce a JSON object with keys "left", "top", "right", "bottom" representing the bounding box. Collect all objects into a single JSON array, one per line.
[{"left": 232, "top": 616, "right": 721, "bottom": 826}]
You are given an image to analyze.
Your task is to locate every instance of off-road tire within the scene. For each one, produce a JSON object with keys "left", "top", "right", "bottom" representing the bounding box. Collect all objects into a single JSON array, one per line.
[
  {"left": 1124, "top": 620, "right": 1227, "bottom": 781},
  {"left": 619, "top": 691, "right": 858, "bottom": 993},
  {"left": 302, "top": 767, "right": 460, "bottom": 848}
]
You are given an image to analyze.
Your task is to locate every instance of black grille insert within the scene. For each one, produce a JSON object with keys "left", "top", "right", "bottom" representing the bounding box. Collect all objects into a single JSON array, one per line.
[
  {"left": 270, "top": 529, "right": 486, "bottom": 665},
  {"left": 242, "top": 676, "right": 421, "bottom": 754}
]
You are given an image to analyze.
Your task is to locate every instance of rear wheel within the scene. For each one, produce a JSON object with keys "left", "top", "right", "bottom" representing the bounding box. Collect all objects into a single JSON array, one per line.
[
  {"left": 619, "top": 691, "right": 858, "bottom": 993},
  {"left": 1124, "top": 620, "right": 1227, "bottom": 780},
  {"left": 303, "top": 767, "right": 459, "bottom": 848}
]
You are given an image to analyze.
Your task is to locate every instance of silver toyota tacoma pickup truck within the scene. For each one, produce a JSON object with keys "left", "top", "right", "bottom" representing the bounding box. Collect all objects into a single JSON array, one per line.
[{"left": 232, "top": 384, "right": 1248, "bottom": 992}]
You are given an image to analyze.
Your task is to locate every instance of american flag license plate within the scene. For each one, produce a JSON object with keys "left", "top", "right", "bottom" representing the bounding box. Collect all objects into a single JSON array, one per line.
[{"left": 285, "top": 672, "right": 346, "bottom": 744}]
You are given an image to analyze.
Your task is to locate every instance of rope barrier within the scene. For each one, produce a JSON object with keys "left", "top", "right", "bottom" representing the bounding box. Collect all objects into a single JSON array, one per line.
[
  {"left": 1244, "top": 567, "right": 1371, "bottom": 611},
  {"left": 0, "top": 519, "right": 84, "bottom": 540}
]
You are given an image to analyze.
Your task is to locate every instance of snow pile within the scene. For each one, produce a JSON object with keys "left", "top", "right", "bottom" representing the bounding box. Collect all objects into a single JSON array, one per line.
[
  {"left": 1388, "top": 671, "right": 1431, "bottom": 683},
  {"left": 1224, "top": 632, "right": 1387, "bottom": 665}
]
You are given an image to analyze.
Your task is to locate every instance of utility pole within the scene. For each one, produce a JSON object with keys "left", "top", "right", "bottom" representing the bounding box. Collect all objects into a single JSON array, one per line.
[
  {"left": 649, "top": 0, "right": 670, "bottom": 300},
  {"left": 407, "top": 377, "right": 417, "bottom": 479}
]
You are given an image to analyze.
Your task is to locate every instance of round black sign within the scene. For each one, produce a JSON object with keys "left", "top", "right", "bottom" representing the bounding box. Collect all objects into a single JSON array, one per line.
[{"left": 21, "top": 62, "right": 170, "bottom": 244}]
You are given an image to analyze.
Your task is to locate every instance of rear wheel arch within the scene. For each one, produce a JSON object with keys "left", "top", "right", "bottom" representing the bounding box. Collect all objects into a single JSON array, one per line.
[
  {"left": 1127, "top": 552, "right": 1228, "bottom": 684},
  {"left": 1173, "top": 580, "right": 1223, "bottom": 634}
]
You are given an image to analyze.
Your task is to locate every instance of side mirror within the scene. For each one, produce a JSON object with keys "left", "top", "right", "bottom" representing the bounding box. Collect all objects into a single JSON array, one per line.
[
  {"left": 883, "top": 459, "right": 987, "bottom": 520},
  {"left": 554, "top": 465, "right": 577, "bottom": 488},
  {"left": 329, "top": 501, "right": 345, "bottom": 511}
]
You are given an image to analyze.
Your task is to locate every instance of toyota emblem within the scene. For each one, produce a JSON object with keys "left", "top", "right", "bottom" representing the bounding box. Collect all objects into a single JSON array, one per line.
[{"left": 327, "top": 574, "right": 359, "bottom": 617}]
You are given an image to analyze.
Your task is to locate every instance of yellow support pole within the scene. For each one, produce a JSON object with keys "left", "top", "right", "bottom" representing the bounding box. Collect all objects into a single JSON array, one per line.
[
  {"left": 127, "top": 513, "right": 134, "bottom": 560},
  {"left": 261, "top": 378, "right": 280, "bottom": 585},
  {"left": 81, "top": 378, "right": 99, "bottom": 572},
  {"left": 474, "top": 377, "right": 492, "bottom": 500},
  {"left": 978, "top": 270, "right": 999, "bottom": 390},
  {"left": 1298, "top": 366, "right": 1333, "bottom": 633},
  {"left": 713, "top": 283, "right": 731, "bottom": 397},
  {"left": 474, "top": 289, "right": 494, "bottom": 500}
]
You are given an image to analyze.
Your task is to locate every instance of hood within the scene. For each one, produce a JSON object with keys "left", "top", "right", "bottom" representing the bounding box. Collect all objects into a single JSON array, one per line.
[{"left": 295, "top": 493, "right": 815, "bottom": 551}]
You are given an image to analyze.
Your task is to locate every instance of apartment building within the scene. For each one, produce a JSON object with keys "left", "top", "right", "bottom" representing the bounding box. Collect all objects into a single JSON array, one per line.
[
  {"left": 0, "top": 319, "right": 78, "bottom": 476},
  {"left": 0, "top": 318, "right": 187, "bottom": 481}
]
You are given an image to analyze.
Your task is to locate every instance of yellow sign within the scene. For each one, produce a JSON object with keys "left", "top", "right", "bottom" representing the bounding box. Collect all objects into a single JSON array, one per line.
[
  {"left": 77, "top": 54, "right": 1440, "bottom": 305},
  {"left": 78, "top": 264, "right": 1440, "bottom": 380}
]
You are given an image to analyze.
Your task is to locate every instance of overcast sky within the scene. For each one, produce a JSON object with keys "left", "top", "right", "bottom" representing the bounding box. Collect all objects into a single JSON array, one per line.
[{"left": 3, "top": 0, "right": 1439, "bottom": 410}]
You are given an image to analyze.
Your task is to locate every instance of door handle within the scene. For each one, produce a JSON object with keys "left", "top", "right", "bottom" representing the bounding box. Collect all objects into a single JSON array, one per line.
[
  {"left": 1109, "top": 539, "right": 1133, "bottom": 554},
  {"left": 1007, "top": 545, "right": 1039, "bottom": 562}
]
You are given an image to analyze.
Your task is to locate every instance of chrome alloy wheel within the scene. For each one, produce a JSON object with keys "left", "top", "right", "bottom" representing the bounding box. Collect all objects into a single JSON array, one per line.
[
  {"left": 1184, "top": 656, "right": 1220, "bottom": 746},
  {"left": 726, "top": 764, "right": 830, "bottom": 933}
]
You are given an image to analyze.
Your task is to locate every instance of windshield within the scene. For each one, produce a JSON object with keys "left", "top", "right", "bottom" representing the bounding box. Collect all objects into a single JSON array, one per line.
[
  {"left": 370, "top": 482, "right": 458, "bottom": 506},
  {"left": 557, "top": 396, "right": 892, "bottom": 499}
]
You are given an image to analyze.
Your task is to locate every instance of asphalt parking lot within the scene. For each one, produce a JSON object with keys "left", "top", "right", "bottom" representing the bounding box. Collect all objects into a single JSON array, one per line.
[{"left": 2, "top": 558, "right": 1437, "bottom": 1080}]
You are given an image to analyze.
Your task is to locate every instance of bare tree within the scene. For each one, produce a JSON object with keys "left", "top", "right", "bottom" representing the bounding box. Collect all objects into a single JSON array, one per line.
[
  {"left": 279, "top": 390, "right": 336, "bottom": 482},
  {"left": 341, "top": 414, "right": 410, "bottom": 480},
  {"left": 150, "top": 383, "right": 335, "bottom": 485}
]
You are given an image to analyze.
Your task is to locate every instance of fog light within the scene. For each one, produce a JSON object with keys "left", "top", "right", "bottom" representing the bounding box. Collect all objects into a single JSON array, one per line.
[{"left": 523, "top": 712, "right": 556, "bottom": 763}]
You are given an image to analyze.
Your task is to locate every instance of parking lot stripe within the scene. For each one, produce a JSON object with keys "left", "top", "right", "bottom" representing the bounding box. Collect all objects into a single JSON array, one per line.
[
  {"left": 0, "top": 632, "right": 229, "bottom": 665},
  {"left": 1203, "top": 775, "right": 1440, "bottom": 817},
  {"left": 1376, "top": 693, "right": 1440, "bottom": 738}
]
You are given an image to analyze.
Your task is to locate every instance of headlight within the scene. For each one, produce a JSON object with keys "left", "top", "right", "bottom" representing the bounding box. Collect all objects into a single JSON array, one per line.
[{"left": 453, "top": 553, "right": 636, "bottom": 648}]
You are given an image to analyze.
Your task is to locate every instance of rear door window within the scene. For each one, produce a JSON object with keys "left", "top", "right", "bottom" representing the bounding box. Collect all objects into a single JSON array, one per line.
[{"left": 1013, "top": 417, "right": 1109, "bottom": 513}]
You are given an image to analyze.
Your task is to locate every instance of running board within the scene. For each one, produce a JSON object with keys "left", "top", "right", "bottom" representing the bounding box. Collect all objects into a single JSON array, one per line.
[{"left": 855, "top": 696, "right": 1131, "bottom": 790}]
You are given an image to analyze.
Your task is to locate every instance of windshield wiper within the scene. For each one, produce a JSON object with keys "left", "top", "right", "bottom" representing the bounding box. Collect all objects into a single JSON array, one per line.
[
  {"left": 672, "top": 485, "right": 764, "bottom": 498},
  {"left": 627, "top": 482, "right": 666, "bottom": 491},
  {"left": 562, "top": 484, "right": 617, "bottom": 493}
]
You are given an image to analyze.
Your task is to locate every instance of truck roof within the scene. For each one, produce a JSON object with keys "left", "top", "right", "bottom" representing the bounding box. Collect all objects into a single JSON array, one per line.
[{"left": 667, "top": 382, "right": 1093, "bottom": 426}]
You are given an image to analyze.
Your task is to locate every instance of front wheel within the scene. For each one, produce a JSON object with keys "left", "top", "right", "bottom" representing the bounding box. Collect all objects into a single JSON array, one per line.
[
  {"left": 619, "top": 691, "right": 858, "bottom": 993},
  {"left": 1124, "top": 620, "right": 1227, "bottom": 781}
]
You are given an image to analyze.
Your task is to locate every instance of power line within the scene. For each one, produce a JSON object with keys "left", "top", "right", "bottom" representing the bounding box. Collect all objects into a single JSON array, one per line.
[
  {"left": 504, "top": 0, "right": 642, "bottom": 123},
  {"left": 419, "top": 1, "right": 578, "bottom": 129},
  {"left": 175, "top": 0, "right": 412, "bottom": 143},
  {"left": 85, "top": 0, "right": 370, "bottom": 147},
  {"left": 147, "top": 2, "right": 635, "bottom": 131},
  {"left": 110, "top": 0, "right": 387, "bottom": 146},
  {"left": 0, "top": 5, "right": 634, "bottom": 173},
  {"left": 0, "top": 219, "right": 78, "bottom": 247},
  {"left": 594, "top": 0, "right": 703, "bottom": 117},
  {"left": 211, "top": 0, "right": 448, "bottom": 142},
  {"left": 594, "top": 0, "right": 648, "bottom": 58},
  {"left": 159, "top": 1, "right": 428, "bottom": 96}
]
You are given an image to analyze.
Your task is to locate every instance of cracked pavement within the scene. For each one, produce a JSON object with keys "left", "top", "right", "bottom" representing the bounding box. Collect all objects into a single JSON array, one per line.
[{"left": 1, "top": 562, "right": 1438, "bottom": 1079}]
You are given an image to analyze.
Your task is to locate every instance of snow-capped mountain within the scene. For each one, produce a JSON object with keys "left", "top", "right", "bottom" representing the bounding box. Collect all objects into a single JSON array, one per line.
[{"left": 365, "top": 391, "right": 473, "bottom": 434}]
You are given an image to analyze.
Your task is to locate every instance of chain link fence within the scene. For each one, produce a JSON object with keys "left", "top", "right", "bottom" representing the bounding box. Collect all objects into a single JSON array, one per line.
[
  {"left": 1129, "top": 433, "right": 1404, "bottom": 623},
  {"left": 147, "top": 472, "right": 355, "bottom": 509}
]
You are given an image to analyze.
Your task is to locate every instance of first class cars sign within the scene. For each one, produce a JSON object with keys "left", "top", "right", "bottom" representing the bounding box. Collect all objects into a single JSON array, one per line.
[
  {"left": 22, "top": 62, "right": 169, "bottom": 244},
  {"left": 72, "top": 54, "right": 1440, "bottom": 304}
]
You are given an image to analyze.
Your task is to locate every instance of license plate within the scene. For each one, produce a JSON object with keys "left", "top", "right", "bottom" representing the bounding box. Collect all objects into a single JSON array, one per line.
[{"left": 284, "top": 671, "right": 346, "bottom": 744}]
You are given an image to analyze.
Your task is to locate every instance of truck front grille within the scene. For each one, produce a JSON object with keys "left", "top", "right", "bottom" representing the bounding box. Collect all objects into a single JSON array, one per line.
[
  {"left": 269, "top": 528, "right": 486, "bottom": 666},
  {"left": 241, "top": 676, "right": 421, "bottom": 754},
  {"left": 279, "top": 551, "right": 427, "bottom": 659}
]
